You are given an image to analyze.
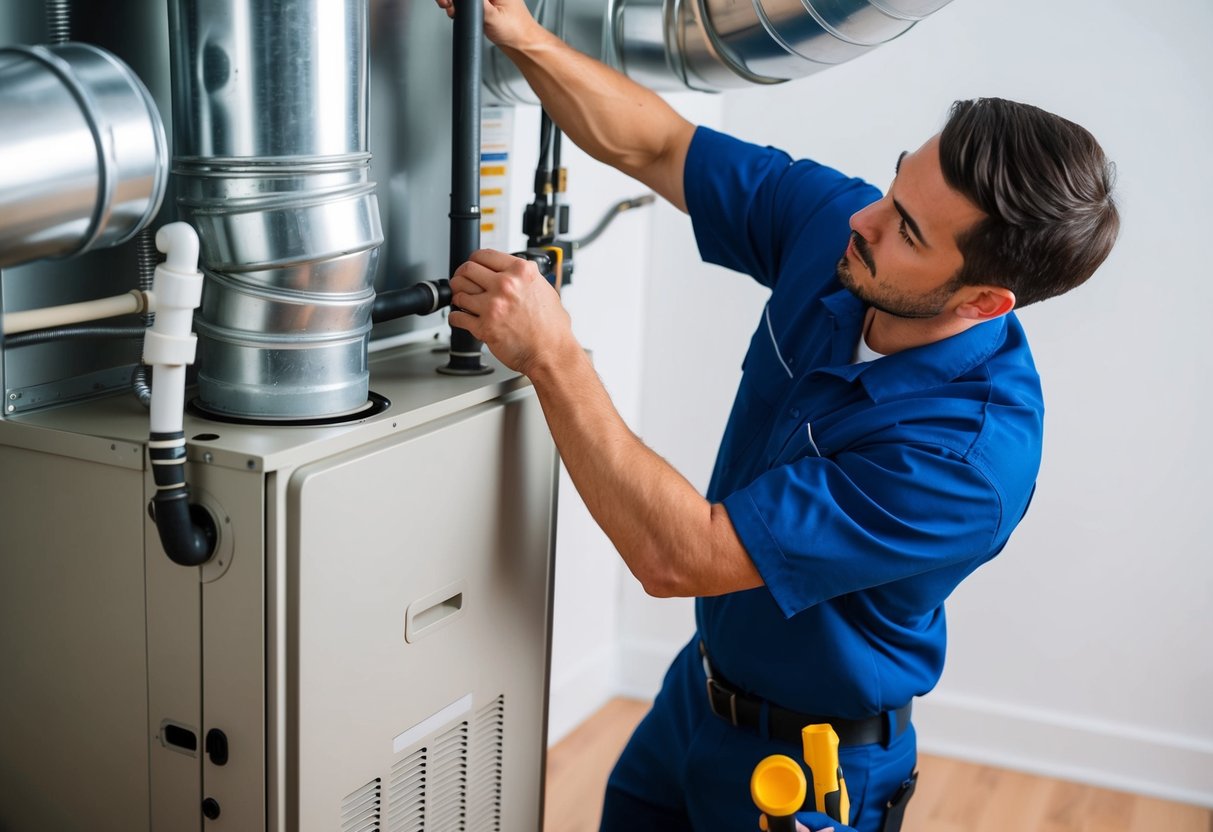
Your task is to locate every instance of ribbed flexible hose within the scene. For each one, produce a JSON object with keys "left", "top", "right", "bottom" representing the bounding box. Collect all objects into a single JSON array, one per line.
[
  {"left": 131, "top": 228, "right": 159, "bottom": 407},
  {"left": 45, "top": 0, "right": 71, "bottom": 44}
]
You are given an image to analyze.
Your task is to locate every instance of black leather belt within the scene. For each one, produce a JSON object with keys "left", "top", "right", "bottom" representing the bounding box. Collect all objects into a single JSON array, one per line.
[{"left": 701, "top": 644, "right": 911, "bottom": 748}]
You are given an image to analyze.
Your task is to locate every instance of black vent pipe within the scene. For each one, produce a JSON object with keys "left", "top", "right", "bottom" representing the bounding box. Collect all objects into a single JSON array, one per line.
[
  {"left": 149, "top": 431, "right": 217, "bottom": 567},
  {"left": 372, "top": 279, "right": 452, "bottom": 324},
  {"left": 439, "top": 0, "right": 492, "bottom": 375}
]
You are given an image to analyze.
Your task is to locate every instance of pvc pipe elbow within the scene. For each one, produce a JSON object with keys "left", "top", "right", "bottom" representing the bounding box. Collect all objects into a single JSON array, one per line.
[{"left": 155, "top": 222, "right": 200, "bottom": 275}]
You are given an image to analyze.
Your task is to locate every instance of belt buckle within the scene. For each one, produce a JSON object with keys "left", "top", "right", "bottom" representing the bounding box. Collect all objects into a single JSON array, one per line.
[{"left": 705, "top": 677, "right": 739, "bottom": 727}]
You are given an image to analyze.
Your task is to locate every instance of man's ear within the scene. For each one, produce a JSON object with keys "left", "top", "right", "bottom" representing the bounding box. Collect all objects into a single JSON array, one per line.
[{"left": 955, "top": 286, "right": 1015, "bottom": 321}]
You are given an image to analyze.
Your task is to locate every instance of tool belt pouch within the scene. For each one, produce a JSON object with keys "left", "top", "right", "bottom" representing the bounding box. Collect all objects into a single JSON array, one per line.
[{"left": 880, "top": 770, "right": 918, "bottom": 832}]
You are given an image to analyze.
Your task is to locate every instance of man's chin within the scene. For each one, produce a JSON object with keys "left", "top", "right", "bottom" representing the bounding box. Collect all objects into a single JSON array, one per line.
[{"left": 836, "top": 259, "right": 866, "bottom": 300}]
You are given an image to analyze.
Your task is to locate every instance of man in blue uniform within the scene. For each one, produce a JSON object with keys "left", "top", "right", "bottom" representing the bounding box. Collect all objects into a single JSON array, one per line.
[{"left": 436, "top": 0, "right": 1120, "bottom": 830}]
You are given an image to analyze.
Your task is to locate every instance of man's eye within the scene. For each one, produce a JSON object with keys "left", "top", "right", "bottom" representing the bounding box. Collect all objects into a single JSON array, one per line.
[{"left": 898, "top": 219, "right": 917, "bottom": 249}]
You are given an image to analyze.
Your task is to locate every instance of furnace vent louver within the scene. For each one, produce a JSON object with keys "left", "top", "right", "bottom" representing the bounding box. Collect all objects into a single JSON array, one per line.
[
  {"left": 429, "top": 722, "right": 470, "bottom": 831},
  {"left": 341, "top": 778, "right": 382, "bottom": 832},
  {"left": 467, "top": 698, "right": 506, "bottom": 830},
  {"left": 387, "top": 749, "right": 427, "bottom": 832},
  {"left": 379, "top": 696, "right": 506, "bottom": 831}
]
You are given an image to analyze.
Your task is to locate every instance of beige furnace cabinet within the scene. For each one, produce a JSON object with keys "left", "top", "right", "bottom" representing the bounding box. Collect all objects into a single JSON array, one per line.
[{"left": 0, "top": 344, "right": 557, "bottom": 831}]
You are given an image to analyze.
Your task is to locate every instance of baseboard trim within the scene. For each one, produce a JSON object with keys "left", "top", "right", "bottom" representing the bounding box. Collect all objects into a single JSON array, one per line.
[{"left": 914, "top": 690, "right": 1213, "bottom": 808}]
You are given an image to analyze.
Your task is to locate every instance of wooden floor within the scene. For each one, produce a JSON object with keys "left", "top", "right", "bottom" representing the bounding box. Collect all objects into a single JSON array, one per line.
[{"left": 543, "top": 698, "right": 1212, "bottom": 832}]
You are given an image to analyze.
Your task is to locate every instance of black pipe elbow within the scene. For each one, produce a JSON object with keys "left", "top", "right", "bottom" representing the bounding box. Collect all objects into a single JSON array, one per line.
[
  {"left": 371, "top": 280, "right": 452, "bottom": 324},
  {"left": 149, "top": 430, "right": 217, "bottom": 567},
  {"left": 152, "top": 488, "right": 217, "bottom": 567}
]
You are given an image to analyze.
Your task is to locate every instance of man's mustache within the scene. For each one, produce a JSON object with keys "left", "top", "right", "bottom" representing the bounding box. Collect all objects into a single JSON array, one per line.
[{"left": 851, "top": 232, "right": 876, "bottom": 277}]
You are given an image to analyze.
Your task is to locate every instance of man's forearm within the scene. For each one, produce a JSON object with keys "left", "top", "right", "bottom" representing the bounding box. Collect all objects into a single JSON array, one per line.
[
  {"left": 527, "top": 344, "right": 761, "bottom": 597},
  {"left": 499, "top": 28, "right": 694, "bottom": 210}
]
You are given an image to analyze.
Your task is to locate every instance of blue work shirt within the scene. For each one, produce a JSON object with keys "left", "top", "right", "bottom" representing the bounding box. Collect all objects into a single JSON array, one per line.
[{"left": 685, "top": 127, "right": 1044, "bottom": 720}]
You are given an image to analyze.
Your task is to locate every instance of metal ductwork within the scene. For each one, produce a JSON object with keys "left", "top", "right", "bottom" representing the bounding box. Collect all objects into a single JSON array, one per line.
[
  {"left": 0, "top": 42, "right": 167, "bottom": 269},
  {"left": 486, "top": 0, "right": 954, "bottom": 100},
  {"left": 168, "top": 0, "right": 383, "bottom": 420}
]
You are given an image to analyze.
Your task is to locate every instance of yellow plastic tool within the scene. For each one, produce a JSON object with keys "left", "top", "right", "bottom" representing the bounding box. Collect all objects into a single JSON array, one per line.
[
  {"left": 802, "top": 724, "right": 850, "bottom": 826},
  {"left": 542, "top": 245, "right": 564, "bottom": 290},
  {"left": 750, "top": 754, "right": 807, "bottom": 832}
]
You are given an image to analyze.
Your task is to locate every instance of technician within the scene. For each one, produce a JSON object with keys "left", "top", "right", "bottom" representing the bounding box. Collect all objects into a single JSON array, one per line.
[{"left": 435, "top": 0, "right": 1120, "bottom": 829}]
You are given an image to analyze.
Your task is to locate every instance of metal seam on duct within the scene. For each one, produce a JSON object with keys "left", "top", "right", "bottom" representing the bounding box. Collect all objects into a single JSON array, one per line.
[
  {"left": 688, "top": 0, "right": 781, "bottom": 86},
  {"left": 794, "top": 1, "right": 881, "bottom": 48},
  {"left": 750, "top": 0, "right": 843, "bottom": 69},
  {"left": 864, "top": 0, "right": 925, "bottom": 22}
]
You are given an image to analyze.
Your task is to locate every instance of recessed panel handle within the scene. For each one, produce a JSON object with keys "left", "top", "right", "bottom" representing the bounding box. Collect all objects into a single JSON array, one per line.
[{"left": 404, "top": 580, "right": 467, "bottom": 643}]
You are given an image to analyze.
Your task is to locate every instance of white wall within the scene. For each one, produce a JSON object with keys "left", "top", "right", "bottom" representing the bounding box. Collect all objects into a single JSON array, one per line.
[
  {"left": 501, "top": 110, "right": 658, "bottom": 742},
  {"left": 605, "top": 0, "right": 1213, "bottom": 808}
]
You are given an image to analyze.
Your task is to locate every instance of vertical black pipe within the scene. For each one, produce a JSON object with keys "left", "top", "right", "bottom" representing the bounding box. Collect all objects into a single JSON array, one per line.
[{"left": 440, "top": 0, "right": 493, "bottom": 375}]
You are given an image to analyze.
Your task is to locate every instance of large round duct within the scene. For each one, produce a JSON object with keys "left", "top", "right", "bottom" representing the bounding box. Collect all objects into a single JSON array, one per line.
[
  {"left": 484, "top": 0, "right": 954, "bottom": 99},
  {"left": 168, "top": 0, "right": 383, "bottom": 420},
  {"left": 0, "top": 43, "right": 168, "bottom": 269}
]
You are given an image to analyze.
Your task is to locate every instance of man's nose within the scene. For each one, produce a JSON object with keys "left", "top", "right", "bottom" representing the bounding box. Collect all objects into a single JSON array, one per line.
[{"left": 849, "top": 201, "right": 881, "bottom": 244}]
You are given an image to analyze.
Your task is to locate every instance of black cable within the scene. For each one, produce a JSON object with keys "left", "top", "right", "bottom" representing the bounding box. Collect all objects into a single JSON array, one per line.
[{"left": 4, "top": 325, "right": 146, "bottom": 348}]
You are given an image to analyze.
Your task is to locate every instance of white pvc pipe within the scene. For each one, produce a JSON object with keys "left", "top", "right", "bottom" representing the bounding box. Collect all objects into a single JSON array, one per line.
[
  {"left": 143, "top": 222, "right": 204, "bottom": 435},
  {"left": 2, "top": 290, "right": 149, "bottom": 335},
  {"left": 149, "top": 365, "right": 187, "bottom": 435}
]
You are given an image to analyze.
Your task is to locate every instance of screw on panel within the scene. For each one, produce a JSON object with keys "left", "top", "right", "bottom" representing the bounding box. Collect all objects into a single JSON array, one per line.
[
  {"left": 246, "top": 459, "right": 255, "bottom": 470},
  {"left": 203, "top": 452, "right": 214, "bottom": 464}
]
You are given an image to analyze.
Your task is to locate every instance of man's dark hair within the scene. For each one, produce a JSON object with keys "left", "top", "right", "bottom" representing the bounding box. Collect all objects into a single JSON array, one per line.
[{"left": 939, "top": 98, "right": 1120, "bottom": 307}]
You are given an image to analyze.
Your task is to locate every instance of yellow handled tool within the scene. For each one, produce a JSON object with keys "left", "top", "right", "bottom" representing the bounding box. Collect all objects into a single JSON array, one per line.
[
  {"left": 802, "top": 724, "right": 849, "bottom": 826},
  {"left": 751, "top": 754, "right": 807, "bottom": 832}
]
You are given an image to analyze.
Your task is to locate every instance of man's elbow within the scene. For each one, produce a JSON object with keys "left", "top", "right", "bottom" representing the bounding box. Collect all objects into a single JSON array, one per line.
[
  {"left": 629, "top": 550, "right": 692, "bottom": 599},
  {"left": 634, "top": 563, "right": 686, "bottom": 599}
]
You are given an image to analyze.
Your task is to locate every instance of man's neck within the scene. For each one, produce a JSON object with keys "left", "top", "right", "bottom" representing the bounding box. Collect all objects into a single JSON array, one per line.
[{"left": 863, "top": 307, "right": 985, "bottom": 356}]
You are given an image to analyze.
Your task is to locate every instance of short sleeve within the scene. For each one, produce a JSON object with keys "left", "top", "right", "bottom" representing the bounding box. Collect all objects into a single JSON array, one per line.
[
  {"left": 684, "top": 126, "right": 880, "bottom": 289},
  {"left": 722, "top": 442, "right": 1002, "bottom": 618}
]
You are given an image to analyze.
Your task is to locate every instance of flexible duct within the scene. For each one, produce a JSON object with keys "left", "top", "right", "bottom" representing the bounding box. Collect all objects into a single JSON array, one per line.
[
  {"left": 168, "top": 0, "right": 383, "bottom": 419},
  {"left": 132, "top": 228, "right": 159, "bottom": 407},
  {"left": 0, "top": 43, "right": 168, "bottom": 268},
  {"left": 485, "top": 0, "right": 953, "bottom": 98}
]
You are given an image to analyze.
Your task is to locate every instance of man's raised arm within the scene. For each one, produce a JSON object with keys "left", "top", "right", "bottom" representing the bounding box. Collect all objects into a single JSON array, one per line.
[{"left": 436, "top": 0, "right": 695, "bottom": 211}]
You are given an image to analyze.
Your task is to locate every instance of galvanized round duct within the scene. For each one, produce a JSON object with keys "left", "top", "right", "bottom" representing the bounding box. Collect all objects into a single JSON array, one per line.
[
  {"left": 485, "top": 0, "right": 953, "bottom": 96},
  {"left": 618, "top": 0, "right": 955, "bottom": 90},
  {"left": 0, "top": 43, "right": 168, "bottom": 269},
  {"left": 169, "top": 0, "right": 383, "bottom": 420}
]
